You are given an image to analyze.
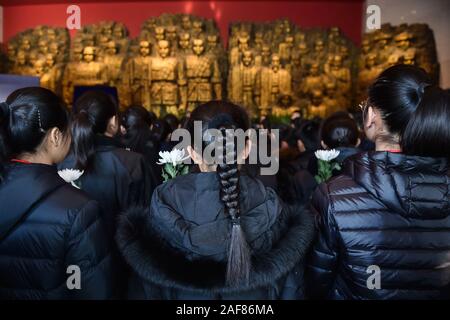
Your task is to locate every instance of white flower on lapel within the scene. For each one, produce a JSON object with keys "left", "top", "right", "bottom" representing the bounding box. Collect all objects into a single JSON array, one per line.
[
  {"left": 314, "top": 149, "right": 340, "bottom": 162},
  {"left": 58, "top": 169, "right": 84, "bottom": 189},
  {"left": 157, "top": 148, "right": 189, "bottom": 166}
]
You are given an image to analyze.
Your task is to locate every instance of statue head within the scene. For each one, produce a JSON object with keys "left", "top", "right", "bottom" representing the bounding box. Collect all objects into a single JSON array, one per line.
[
  {"left": 192, "top": 39, "right": 205, "bottom": 56},
  {"left": 7, "top": 44, "right": 16, "bottom": 60},
  {"left": 192, "top": 20, "right": 203, "bottom": 34},
  {"left": 325, "top": 81, "right": 337, "bottom": 96},
  {"left": 242, "top": 50, "right": 254, "bottom": 67},
  {"left": 179, "top": 33, "right": 191, "bottom": 50},
  {"left": 106, "top": 41, "right": 118, "bottom": 55},
  {"left": 403, "top": 49, "right": 416, "bottom": 65},
  {"left": 157, "top": 40, "right": 170, "bottom": 58},
  {"left": 376, "top": 31, "right": 392, "bottom": 47},
  {"left": 271, "top": 54, "right": 281, "bottom": 72},
  {"left": 139, "top": 41, "right": 151, "bottom": 57},
  {"left": 298, "top": 41, "right": 309, "bottom": 55},
  {"left": 314, "top": 39, "right": 325, "bottom": 53},
  {"left": 155, "top": 26, "right": 165, "bottom": 41},
  {"left": 395, "top": 32, "right": 413, "bottom": 50},
  {"left": 28, "top": 51, "right": 39, "bottom": 66},
  {"left": 83, "top": 46, "right": 96, "bottom": 63},
  {"left": 49, "top": 42, "right": 59, "bottom": 55},
  {"left": 34, "top": 59, "right": 46, "bottom": 76},
  {"left": 17, "top": 51, "right": 27, "bottom": 65},
  {"left": 284, "top": 35, "right": 294, "bottom": 46},
  {"left": 238, "top": 33, "right": 250, "bottom": 51},
  {"left": 102, "top": 22, "right": 113, "bottom": 37},
  {"left": 207, "top": 34, "right": 218, "bottom": 48},
  {"left": 21, "top": 38, "right": 31, "bottom": 51},
  {"left": 361, "top": 39, "right": 371, "bottom": 54},
  {"left": 166, "top": 26, "right": 177, "bottom": 41},
  {"left": 387, "top": 55, "right": 400, "bottom": 67},
  {"left": 46, "top": 53, "right": 55, "bottom": 68},
  {"left": 181, "top": 15, "right": 191, "bottom": 30},
  {"left": 366, "top": 53, "right": 377, "bottom": 68},
  {"left": 311, "top": 90, "right": 323, "bottom": 106},
  {"left": 113, "top": 24, "right": 125, "bottom": 38},
  {"left": 331, "top": 55, "right": 343, "bottom": 69},
  {"left": 38, "top": 39, "right": 48, "bottom": 54},
  {"left": 279, "top": 94, "right": 293, "bottom": 108},
  {"left": 46, "top": 29, "right": 57, "bottom": 41},
  {"left": 310, "top": 63, "right": 320, "bottom": 76}
]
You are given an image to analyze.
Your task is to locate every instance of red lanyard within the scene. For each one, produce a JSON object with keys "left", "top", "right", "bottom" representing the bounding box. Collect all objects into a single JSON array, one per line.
[{"left": 10, "top": 159, "right": 32, "bottom": 164}]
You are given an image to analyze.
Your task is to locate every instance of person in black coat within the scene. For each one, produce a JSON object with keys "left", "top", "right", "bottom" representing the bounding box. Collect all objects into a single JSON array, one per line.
[
  {"left": 306, "top": 65, "right": 450, "bottom": 299},
  {"left": 0, "top": 88, "right": 114, "bottom": 299},
  {"left": 120, "top": 105, "right": 162, "bottom": 186},
  {"left": 60, "top": 92, "right": 154, "bottom": 238},
  {"left": 116, "top": 101, "right": 316, "bottom": 299}
]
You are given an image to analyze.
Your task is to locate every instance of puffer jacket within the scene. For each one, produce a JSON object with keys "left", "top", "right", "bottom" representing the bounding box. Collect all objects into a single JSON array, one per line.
[
  {"left": 0, "top": 162, "right": 115, "bottom": 299},
  {"left": 306, "top": 151, "right": 450, "bottom": 299},
  {"left": 116, "top": 172, "right": 315, "bottom": 299}
]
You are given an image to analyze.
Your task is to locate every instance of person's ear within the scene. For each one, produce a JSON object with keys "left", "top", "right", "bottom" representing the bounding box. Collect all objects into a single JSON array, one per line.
[
  {"left": 365, "top": 106, "right": 377, "bottom": 129},
  {"left": 241, "top": 139, "right": 252, "bottom": 161},
  {"left": 49, "top": 127, "right": 61, "bottom": 148},
  {"left": 187, "top": 145, "right": 203, "bottom": 165},
  {"left": 355, "top": 137, "right": 361, "bottom": 148},
  {"left": 106, "top": 115, "right": 119, "bottom": 136},
  {"left": 321, "top": 140, "right": 328, "bottom": 149}
]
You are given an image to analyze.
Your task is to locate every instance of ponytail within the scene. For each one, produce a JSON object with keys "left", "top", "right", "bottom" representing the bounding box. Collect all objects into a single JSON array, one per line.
[
  {"left": 71, "top": 91, "right": 118, "bottom": 170},
  {"left": 0, "top": 102, "right": 12, "bottom": 181},
  {"left": 401, "top": 86, "right": 450, "bottom": 159},
  {"left": 217, "top": 128, "right": 251, "bottom": 287},
  {"left": 72, "top": 110, "right": 95, "bottom": 170}
]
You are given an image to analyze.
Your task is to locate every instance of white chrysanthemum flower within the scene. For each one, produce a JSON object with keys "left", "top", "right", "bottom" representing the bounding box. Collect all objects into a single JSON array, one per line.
[
  {"left": 58, "top": 169, "right": 84, "bottom": 189},
  {"left": 315, "top": 149, "right": 340, "bottom": 162},
  {"left": 157, "top": 148, "right": 189, "bottom": 166}
]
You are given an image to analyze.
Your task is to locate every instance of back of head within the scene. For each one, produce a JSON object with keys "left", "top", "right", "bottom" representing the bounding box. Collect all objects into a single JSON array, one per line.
[
  {"left": 121, "top": 106, "right": 152, "bottom": 151},
  {"left": 0, "top": 87, "right": 69, "bottom": 180},
  {"left": 186, "top": 101, "right": 251, "bottom": 287},
  {"left": 321, "top": 113, "right": 359, "bottom": 149},
  {"left": 72, "top": 91, "right": 118, "bottom": 170},
  {"left": 402, "top": 87, "right": 450, "bottom": 160},
  {"left": 368, "top": 64, "right": 431, "bottom": 137},
  {"left": 151, "top": 119, "right": 170, "bottom": 143},
  {"left": 295, "top": 120, "right": 320, "bottom": 151},
  {"left": 163, "top": 113, "right": 180, "bottom": 132}
]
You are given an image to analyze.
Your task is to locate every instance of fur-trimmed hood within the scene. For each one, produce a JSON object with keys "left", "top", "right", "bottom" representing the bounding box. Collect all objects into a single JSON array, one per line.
[{"left": 116, "top": 172, "right": 315, "bottom": 294}]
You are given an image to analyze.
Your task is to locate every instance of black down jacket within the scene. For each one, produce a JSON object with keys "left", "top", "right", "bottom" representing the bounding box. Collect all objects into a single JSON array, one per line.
[
  {"left": 116, "top": 172, "right": 315, "bottom": 299},
  {"left": 0, "top": 162, "right": 115, "bottom": 299},
  {"left": 306, "top": 151, "right": 450, "bottom": 299}
]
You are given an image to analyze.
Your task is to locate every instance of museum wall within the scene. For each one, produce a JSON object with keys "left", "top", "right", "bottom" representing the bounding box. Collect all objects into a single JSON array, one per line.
[
  {"left": 365, "top": 0, "right": 450, "bottom": 88},
  {"left": 1, "top": 0, "right": 365, "bottom": 45}
]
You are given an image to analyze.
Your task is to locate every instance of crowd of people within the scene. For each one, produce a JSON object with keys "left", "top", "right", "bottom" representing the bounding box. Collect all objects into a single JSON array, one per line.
[{"left": 0, "top": 64, "right": 449, "bottom": 299}]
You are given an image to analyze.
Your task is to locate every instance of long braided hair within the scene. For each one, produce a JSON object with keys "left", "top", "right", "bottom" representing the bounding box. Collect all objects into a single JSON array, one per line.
[{"left": 186, "top": 101, "right": 252, "bottom": 287}]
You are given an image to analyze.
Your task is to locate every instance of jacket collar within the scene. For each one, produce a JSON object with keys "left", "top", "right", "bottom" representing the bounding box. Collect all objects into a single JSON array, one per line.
[{"left": 344, "top": 151, "right": 450, "bottom": 219}]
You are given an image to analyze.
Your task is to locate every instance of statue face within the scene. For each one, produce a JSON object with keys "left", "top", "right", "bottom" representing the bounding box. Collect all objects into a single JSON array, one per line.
[
  {"left": 242, "top": 51, "right": 253, "bottom": 67},
  {"left": 49, "top": 44, "right": 59, "bottom": 55},
  {"left": 397, "top": 39, "right": 410, "bottom": 50},
  {"left": 312, "top": 94, "right": 322, "bottom": 105},
  {"left": 106, "top": 44, "right": 117, "bottom": 55},
  {"left": 310, "top": 64, "right": 319, "bottom": 76},
  {"left": 158, "top": 41, "right": 170, "bottom": 58},
  {"left": 182, "top": 16, "right": 191, "bottom": 30},
  {"left": 314, "top": 41, "right": 324, "bottom": 52},
  {"left": 140, "top": 42, "right": 151, "bottom": 56},
  {"left": 7, "top": 46, "right": 15, "bottom": 58},
  {"left": 366, "top": 56, "right": 375, "bottom": 68},
  {"left": 46, "top": 55, "right": 55, "bottom": 67},
  {"left": 17, "top": 52, "right": 26, "bottom": 65},
  {"left": 179, "top": 37, "right": 190, "bottom": 50},
  {"left": 34, "top": 60, "right": 45, "bottom": 76},
  {"left": 238, "top": 38, "right": 249, "bottom": 51},
  {"left": 83, "top": 48, "right": 95, "bottom": 62},
  {"left": 155, "top": 28, "right": 165, "bottom": 41},
  {"left": 166, "top": 28, "right": 177, "bottom": 40},
  {"left": 113, "top": 28, "right": 124, "bottom": 38},
  {"left": 39, "top": 41, "right": 48, "bottom": 54},
  {"left": 22, "top": 40, "right": 31, "bottom": 51},
  {"left": 271, "top": 55, "right": 280, "bottom": 71},
  {"left": 192, "top": 40, "right": 205, "bottom": 56}
]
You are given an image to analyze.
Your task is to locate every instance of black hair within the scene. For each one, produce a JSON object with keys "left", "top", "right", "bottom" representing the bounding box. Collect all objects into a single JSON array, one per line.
[
  {"left": 0, "top": 87, "right": 69, "bottom": 180},
  {"left": 71, "top": 91, "right": 118, "bottom": 170},
  {"left": 368, "top": 64, "right": 431, "bottom": 140},
  {"left": 163, "top": 113, "right": 180, "bottom": 132},
  {"left": 151, "top": 119, "right": 171, "bottom": 143},
  {"left": 148, "top": 111, "right": 157, "bottom": 123},
  {"left": 294, "top": 120, "right": 320, "bottom": 151},
  {"left": 121, "top": 105, "right": 152, "bottom": 152},
  {"left": 186, "top": 101, "right": 251, "bottom": 287},
  {"left": 321, "top": 113, "right": 359, "bottom": 149},
  {"left": 402, "top": 87, "right": 450, "bottom": 159}
]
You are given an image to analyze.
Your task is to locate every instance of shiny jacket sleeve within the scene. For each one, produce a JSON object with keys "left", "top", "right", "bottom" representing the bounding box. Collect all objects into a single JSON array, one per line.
[{"left": 306, "top": 183, "right": 340, "bottom": 299}]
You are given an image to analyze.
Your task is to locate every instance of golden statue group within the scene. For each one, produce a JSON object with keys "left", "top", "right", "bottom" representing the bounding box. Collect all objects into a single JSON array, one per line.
[{"left": 1, "top": 15, "right": 440, "bottom": 119}]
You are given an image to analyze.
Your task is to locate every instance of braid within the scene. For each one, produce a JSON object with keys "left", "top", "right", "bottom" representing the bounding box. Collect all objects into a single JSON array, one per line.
[{"left": 216, "top": 128, "right": 251, "bottom": 287}]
